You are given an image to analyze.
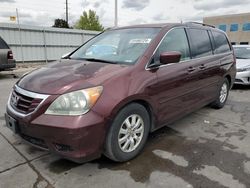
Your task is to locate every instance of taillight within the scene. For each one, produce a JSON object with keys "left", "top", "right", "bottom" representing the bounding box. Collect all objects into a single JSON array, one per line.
[{"left": 7, "top": 50, "right": 13, "bottom": 60}]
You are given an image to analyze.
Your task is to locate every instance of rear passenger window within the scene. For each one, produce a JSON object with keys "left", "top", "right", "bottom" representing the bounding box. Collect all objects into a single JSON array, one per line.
[
  {"left": 212, "top": 31, "right": 231, "bottom": 54},
  {"left": 0, "top": 37, "right": 9, "bottom": 49},
  {"left": 155, "top": 28, "right": 190, "bottom": 62},
  {"left": 188, "top": 29, "right": 213, "bottom": 58}
]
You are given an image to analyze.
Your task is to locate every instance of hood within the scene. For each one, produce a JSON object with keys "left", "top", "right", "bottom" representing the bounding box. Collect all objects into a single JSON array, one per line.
[
  {"left": 17, "top": 59, "right": 129, "bottom": 95},
  {"left": 236, "top": 58, "right": 250, "bottom": 69}
]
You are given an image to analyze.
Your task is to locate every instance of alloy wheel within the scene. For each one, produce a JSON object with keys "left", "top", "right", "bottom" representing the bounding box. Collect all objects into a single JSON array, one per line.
[
  {"left": 118, "top": 114, "right": 144, "bottom": 153},
  {"left": 219, "top": 83, "right": 228, "bottom": 103}
]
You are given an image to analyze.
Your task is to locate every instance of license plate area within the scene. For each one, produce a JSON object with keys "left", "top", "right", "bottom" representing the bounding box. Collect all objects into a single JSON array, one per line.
[{"left": 5, "top": 114, "right": 19, "bottom": 134}]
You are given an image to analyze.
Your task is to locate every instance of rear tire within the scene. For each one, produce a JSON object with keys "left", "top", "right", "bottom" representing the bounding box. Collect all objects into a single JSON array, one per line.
[
  {"left": 211, "top": 79, "right": 230, "bottom": 109},
  {"left": 104, "top": 103, "right": 150, "bottom": 162}
]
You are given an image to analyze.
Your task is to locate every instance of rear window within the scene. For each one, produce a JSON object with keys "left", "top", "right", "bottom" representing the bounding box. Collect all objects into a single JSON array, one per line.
[
  {"left": 212, "top": 31, "right": 231, "bottom": 54},
  {"left": 0, "top": 37, "right": 9, "bottom": 49},
  {"left": 188, "top": 29, "right": 213, "bottom": 58}
]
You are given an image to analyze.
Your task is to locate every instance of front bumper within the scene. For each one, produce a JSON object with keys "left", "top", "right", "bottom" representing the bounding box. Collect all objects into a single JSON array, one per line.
[
  {"left": 6, "top": 107, "right": 107, "bottom": 163},
  {"left": 234, "top": 71, "right": 250, "bottom": 85},
  {"left": 0, "top": 59, "right": 16, "bottom": 71}
]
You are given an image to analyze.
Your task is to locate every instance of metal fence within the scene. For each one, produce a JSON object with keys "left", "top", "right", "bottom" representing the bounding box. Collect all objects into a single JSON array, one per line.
[{"left": 0, "top": 23, "right": 99, "bottom": 62}]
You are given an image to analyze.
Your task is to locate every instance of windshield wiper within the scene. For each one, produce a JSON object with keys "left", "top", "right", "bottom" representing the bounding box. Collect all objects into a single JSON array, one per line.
[{"left": 82, "top": 58, "right": 117, "bottom": 64}]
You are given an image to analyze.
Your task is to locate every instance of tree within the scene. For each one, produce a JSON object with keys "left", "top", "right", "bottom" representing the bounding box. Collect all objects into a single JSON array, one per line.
[
  {"left": 52, "top": 19, "right": 69, "bottom": 28},
  {"left": 75, "top": 10, "right": 104, "bottom": 31}
]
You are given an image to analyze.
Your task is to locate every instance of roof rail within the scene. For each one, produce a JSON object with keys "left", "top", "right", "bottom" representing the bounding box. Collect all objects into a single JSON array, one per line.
[{"left": 185, "top": 22, "right": 215, "bottom": 28}]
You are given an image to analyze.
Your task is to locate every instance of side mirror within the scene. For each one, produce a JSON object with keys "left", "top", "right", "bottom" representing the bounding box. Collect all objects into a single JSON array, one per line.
[
  {"left": 61, "top": 52, "right": 70, "bottom": 59},
  {"left": 160, "top": 51, "right": 181, "bottom": 64}
]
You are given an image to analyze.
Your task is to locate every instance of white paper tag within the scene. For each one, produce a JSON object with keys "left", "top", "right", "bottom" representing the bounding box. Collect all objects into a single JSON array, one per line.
[{"left": 129, "top": 38, "right": 152, "bottom": 44}]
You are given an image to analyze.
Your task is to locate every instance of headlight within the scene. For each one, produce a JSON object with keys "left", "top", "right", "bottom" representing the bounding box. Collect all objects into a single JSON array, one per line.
[
  {"left": 45, "top": 86, "right": 103, "bottom": 116},
  {"left": 237, "top": 67, "right": 250, "bottom": 72}
]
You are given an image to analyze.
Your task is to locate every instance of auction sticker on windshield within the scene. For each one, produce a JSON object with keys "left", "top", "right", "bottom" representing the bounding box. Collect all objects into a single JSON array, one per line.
[{"left": 129, "top": 38, "right": 152, "bottom": 44}]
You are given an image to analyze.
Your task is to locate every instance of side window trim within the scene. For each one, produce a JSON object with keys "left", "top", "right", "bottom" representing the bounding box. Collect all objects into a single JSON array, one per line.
[
  {"left": 221, "top": 32, "right": 232, "bottom": 51},
  {"left": 208, "top": 30, "right": 215, "bottom": 54},
  {"left": 185, "top": 28, "right": 195, "bottom": 58},
  {"left": 225, "top": 33, "right": 233, "bottom": 51},
  {"left": 184, "top": 28, "right": 192, "bottom": 60}
]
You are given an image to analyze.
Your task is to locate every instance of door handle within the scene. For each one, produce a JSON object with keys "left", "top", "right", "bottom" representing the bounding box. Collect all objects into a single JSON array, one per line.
[
  {"left": 187, "top": 67, "right": 196, "bottom": 72},
  {"left": 199, "top": 64, "right": 206, "bottom": 70}
]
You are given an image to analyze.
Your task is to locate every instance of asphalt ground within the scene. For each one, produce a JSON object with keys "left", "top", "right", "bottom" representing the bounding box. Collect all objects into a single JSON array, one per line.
[{"left": 0, "top": 68, "right": 250, "bottom": 188}]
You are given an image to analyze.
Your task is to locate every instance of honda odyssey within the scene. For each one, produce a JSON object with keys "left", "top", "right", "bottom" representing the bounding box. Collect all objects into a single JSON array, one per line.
[{"left": 5, "top": 22, "right": 236, "bottom": 163}]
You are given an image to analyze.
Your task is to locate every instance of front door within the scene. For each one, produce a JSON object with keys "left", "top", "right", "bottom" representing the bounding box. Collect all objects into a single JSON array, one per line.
[{"left": 148, "top": 28, "right": 201, "bottom": 126}]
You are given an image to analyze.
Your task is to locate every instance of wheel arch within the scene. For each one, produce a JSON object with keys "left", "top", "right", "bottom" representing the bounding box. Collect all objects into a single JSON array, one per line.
[
  {"left": 225, "top": 74, "right": 232, "bottom": 86},
  {"left": 108, "top": 97, "right": 156, "bottom": 132},
  {"left": 225, "top": 74, "right": 232, "bottom": 88}
]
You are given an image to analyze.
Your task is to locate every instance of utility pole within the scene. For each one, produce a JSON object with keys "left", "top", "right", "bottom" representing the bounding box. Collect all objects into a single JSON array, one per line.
[
  {"left": 16, "top": 8, "right": 24, "bottom": 63},
  {"left": 66, "top": 0, "right": 69, "bottom": 25},
  {"left": 114, "top": 0, "right": 118, "bottom": 27}
]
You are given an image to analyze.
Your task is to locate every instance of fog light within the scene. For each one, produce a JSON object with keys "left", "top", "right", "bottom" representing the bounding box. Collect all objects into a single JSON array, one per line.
[{"left": 54, "top": 143, "right": 73, "bottom": 152}]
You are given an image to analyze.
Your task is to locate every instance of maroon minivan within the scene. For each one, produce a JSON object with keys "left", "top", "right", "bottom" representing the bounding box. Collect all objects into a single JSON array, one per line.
[{"left": 5, "top": 23, "right": 236, "bottom": 163}]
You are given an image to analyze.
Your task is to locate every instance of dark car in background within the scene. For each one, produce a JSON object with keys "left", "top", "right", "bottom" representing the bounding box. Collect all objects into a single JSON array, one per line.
[
  {"left": 0, "top": 36, "right": 16, "bottom": 71},
  {"left": 5, "top": 22, "right": 236, "bottom": 163}
]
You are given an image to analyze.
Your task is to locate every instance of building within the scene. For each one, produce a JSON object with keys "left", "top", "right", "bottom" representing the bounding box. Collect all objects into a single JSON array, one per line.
[{"left": 203, "top": 13, "right": 250, "bottom": 45}]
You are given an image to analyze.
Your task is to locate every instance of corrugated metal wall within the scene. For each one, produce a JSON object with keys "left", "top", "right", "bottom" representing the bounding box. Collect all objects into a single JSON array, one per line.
[{"left": 0, "top": 23, "right": 99, "bottom": 62}]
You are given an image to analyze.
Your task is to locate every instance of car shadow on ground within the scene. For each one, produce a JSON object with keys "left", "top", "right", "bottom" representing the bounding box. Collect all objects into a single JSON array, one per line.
[{"left": 232, "top": 84, "right": 250, "bottom": 90}]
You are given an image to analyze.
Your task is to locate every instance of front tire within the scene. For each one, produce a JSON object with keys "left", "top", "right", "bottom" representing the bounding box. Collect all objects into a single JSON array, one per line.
[
  {"left": 104, "top": 103, "right": 150, "bottom": 162},
  {"left": 211, "top": 79, "right": 230, "bottom": 109}
]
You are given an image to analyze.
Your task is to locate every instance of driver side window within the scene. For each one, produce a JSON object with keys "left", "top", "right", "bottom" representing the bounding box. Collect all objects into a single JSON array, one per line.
[{"left": 155, "top": 28, "right": 191, "bottom": 64}]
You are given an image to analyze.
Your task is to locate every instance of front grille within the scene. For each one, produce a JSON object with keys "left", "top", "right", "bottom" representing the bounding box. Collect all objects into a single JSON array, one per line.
[
  {"left": 21, "top": 134, "right": 48, "bottom": 149},
  {"left": 10, "top": 89, "right": 43, "bottom": 114},
  {"left": 235, "top": 79, "right": 243, "bottom": 83}
]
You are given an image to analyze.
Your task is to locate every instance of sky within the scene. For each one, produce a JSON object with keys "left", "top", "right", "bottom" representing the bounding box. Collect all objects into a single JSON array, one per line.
[{"left": 1, "top": 0, "right": 250, "bottom": 28}]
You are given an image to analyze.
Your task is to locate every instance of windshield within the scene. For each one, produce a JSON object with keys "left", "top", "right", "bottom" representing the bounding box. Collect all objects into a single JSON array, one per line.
[
  {"left": 233, "top": 46, "right": 250, "bottom": 59},
  {"left": 70, "top": 27, "right": 161, "bottom": 64}
]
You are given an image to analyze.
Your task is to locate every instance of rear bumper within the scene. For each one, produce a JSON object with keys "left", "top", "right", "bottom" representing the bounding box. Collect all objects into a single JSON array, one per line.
[
  {"left": 0, "top": 60, "right": 16, "bottom": 70},
  {"left": 234, "top": 71, "right": 250, "bottom": 85},
  {"left": 6, "top": 108, "right": 108, "bottom": 163}
]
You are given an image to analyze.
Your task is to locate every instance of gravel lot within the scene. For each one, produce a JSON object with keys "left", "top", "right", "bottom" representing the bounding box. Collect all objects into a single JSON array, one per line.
[{"left": 0, "top": 67, "right": 250, "bottom": 188}]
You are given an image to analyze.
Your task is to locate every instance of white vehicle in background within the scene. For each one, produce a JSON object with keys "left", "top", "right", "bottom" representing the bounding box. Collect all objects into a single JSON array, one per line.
[{"left": 233, "top": 45, "right": 250, "bottom": 85}]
